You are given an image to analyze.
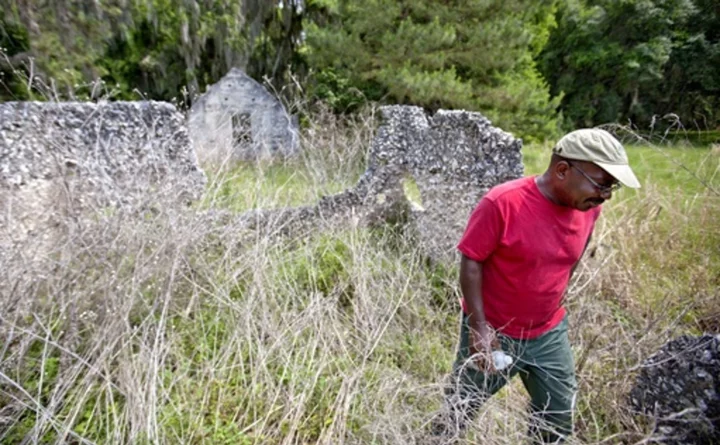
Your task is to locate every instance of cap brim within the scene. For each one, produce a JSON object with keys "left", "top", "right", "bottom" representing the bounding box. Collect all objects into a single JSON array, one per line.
[{"left": 595, "top": 162, "right": 641, "bottom": 189}]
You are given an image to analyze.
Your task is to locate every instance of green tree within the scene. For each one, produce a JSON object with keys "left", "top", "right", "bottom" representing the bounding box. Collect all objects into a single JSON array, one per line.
[
  {"left": 243, "top": 0, "right": 305, "bottom": 90},
  {"left": 99, "top": 0, "right": 248, "bottom": 102},
  {"left": 100, "top": 0, "right": 304, "bottom": 102},
  {"left": 0, "top": 13, "right": 31, "bottom": 100},
  {"left": 539, "top": 0, "right": 719, "bottom": 130},
  {"left": 1, "top": 0, "right": 126, "bottom": 98},
  {"left": 302, "top": 0, "right": 562, "bottom": 142},
  {"left": 658, "top": 0, "right": 720, "bottom": 130},
  {"left": 1, "top": 0, "right": 304, "bottom": 103}
]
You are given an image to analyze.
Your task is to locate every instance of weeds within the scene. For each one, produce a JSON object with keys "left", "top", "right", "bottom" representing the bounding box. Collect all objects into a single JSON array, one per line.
[{"left": 1, "top": 107, "right": 718, "bottom": 444}]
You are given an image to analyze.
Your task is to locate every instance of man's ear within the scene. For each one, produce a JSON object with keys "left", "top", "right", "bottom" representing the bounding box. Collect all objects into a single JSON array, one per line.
[{"left": 555, "top": 160, "right": 570, "bottom": 180}]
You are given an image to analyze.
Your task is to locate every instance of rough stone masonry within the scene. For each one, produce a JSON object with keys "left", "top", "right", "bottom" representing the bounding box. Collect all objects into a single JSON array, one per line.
[
  {"left": 231, "top": 105, "right": 524, "bottom": 264},
  {"left": 630, "top": 334, "right": 720, "bottom": 444},
  {"left": 0, "top": 101, "right": 206, "bottom": 254},
  {"left": 188, "top": 68, "right": 299, "bottom": 163}
]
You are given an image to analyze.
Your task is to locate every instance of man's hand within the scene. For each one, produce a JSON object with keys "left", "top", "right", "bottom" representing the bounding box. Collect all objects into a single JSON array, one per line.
[{"left": 468, "top": 322, "right": 500, "bottom": 373}]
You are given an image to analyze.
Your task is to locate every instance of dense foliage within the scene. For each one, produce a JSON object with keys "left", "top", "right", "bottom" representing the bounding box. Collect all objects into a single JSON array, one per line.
[
  {"left": 301, "top": 0, "right": 562, "bottom": 141},
  {"left": 539, "top": 0, "right": 720, "bottom": 132},
  {"left": 1, "top": 0, "right": 719, "bottom": 137},
  {"left": 0, "top": 0, "right": 300, "bottom": 105}
]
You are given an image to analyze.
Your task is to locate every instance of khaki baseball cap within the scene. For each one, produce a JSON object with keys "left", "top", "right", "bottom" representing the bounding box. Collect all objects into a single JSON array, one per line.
[{"left": 553, "top": 128, "right": 641, "bottom": 189}]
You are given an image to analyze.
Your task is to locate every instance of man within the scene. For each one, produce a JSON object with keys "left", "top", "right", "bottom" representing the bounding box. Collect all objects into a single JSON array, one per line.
[{"left": 436, "top": 129, "right": 641, "bottom": 443}]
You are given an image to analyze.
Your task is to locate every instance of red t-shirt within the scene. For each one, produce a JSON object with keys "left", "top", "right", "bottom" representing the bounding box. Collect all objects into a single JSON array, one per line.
[{"left": 458, "top": 176, "right": 601, "bottom": 339}]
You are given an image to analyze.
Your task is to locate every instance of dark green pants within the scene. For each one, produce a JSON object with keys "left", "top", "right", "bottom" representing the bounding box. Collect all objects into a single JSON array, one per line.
[{"left": 444, "top": 314, "right": 577, "bottom": 443}]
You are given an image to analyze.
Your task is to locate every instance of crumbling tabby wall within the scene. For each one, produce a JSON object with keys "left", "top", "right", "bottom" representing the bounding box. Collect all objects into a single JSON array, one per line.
[
  {"left": 1, "top": 101, "right": 521, "bottom": 266},
  {"left": 0, "top": 101, "right": 206, "bottom": 257},
  {"left": 406, "top": 107, "right": 523, "bottom": 262},
  {"left": 233, "top": 105, "right": 524, "bottom": 263}
]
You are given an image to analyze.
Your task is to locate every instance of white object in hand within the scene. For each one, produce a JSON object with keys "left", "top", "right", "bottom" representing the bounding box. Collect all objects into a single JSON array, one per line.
[{"left": 492, "top": 350, "right": 513, "bottom": 370}]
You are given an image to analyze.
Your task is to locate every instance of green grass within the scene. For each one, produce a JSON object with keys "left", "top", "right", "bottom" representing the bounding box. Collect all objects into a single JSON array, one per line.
[
  {"left": 3, "top": 127, "right": 718, "bottom": 444},
  {"left": 201, "top": 161, "right": 360, "bottom": 212},
  {"left": 664, "top": 129, "right": 720, "bottom": 147},
  {"left": 624, "top": 144, "right": 719, "bottom": 194}
]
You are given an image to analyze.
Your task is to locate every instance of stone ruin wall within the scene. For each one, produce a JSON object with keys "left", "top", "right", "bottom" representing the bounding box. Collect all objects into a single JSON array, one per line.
[
  {"left": 1, "top": 100, "right": 521, "bottom": 265},
  {"left": 188, "top": 68, "right": 299, "bottom": 164},
  {"left": 233, "top": 105, "right": 524, "bottom": 264},
  {"left": 0, "top": 101, "right": 206, "bottom": 257}
]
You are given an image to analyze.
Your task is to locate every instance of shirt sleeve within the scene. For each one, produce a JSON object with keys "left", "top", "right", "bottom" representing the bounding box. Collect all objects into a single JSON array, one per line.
[{"left": 457, "top": 196, "right": 503, "bottom": 262}]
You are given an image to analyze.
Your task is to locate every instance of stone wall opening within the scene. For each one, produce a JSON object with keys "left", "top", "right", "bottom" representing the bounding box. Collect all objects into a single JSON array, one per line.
[
  {"left": 232, "top": 113, "right": 253, "bottom": 145},
  {"left": 225, "top": 105, "right": 524, "bottom": 264}
]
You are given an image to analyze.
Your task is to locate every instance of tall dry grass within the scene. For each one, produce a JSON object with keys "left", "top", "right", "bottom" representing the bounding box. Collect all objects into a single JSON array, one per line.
[{"left": 1, "top": 105, "right": 718, "bottom": 445}]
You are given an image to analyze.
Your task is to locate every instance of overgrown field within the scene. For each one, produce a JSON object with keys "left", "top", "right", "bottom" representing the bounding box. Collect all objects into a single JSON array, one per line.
[{"left": 1, "top": 112, "right": 718, "bottom": 444}]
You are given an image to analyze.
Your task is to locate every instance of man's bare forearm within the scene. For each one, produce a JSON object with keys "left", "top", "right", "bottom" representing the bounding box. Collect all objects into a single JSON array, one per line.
[
  {"left": 460, "top": 254, "right": 500, "bottom": 372},
  {"left": 460, "top": 254, "right": 486, "bottom": 331}
]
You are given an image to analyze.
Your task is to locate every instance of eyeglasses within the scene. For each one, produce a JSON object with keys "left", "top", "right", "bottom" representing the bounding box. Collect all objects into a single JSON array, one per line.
[{"left": 567, "top": 161, "right": 622, "bottom": 194}]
